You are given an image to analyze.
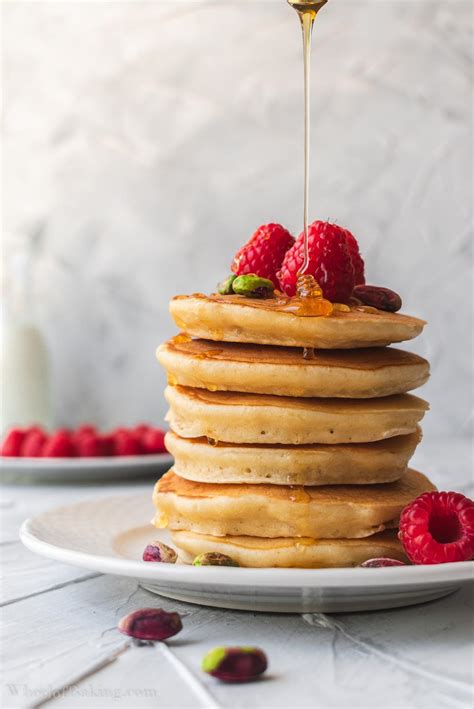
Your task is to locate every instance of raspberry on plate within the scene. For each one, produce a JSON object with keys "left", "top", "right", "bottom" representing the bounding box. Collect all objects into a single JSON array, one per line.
[
  {"left": 100, "top": 433, "right": 116, "bottom": 456},
  {"left": 21, "top": 427, "right": 48, "bottom": 457},
  {"left": 278, "top": 221, "right": 356, "bottom": 302},
  {"left": 76, "top": 424, "right": 97, "bottom": 437},
  {"left": 141, "top": 428, "right": 166, "bottom": 454},
  {"left": 75, "top": 432, "right": 104, "bottom": 457},
  {"left": 42, "top": 430, "right": 76, "bottom": 458},
  {"left": 1, "top": 428, "right": 26, "bottom": 456},
  {"left": 398, "top": 491, "right": 474, "bottom": 564},
  {"left": 113, "top": 429, "right": 142, "bottom": 456},
  {"left": 231, "top": 223, "right": 294, "bottom": 289},
  {"left": 133, "top": 424, "right": 151, "bottom": 437}
]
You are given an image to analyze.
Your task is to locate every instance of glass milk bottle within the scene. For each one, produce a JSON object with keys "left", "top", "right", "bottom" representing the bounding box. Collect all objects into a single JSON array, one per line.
[{"left": 0, "top": 253, "right": 52, "bottom": 435}]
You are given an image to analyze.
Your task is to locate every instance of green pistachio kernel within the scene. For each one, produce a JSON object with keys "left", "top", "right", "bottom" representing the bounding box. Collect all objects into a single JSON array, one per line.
[
  {"left": 202, "top": 647, "right": 227, "bottom": 673},
  {"left": 232, "top": 274, "right": 274, "bottom": 298},
  {"left": 201, "top": 646, "right": 268, "bottom": 682},
  {"left": 217, "top": 274, "right": 237, "bottom": 295},
  {"left": 193, "top": 552, "right": 239, "bottom": 567}
]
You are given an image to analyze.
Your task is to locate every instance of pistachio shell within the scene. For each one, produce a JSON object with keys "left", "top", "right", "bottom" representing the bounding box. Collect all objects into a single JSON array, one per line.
[
  {"left": 142, "top": 541, "right": 177, "bottom": 564},
  {"left": 118, "top": 608, "right": 182, "bottom": 641},
  {"left": 202, "top": 646, "right": 268, "bottom": 682},
  {"left": 193, "top": 552, "right": 239, "bottom": 567}
]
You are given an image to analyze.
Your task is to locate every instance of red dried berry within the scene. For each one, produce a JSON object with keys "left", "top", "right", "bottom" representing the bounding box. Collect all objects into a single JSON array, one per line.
[
  {"left": 278, "top": 221, "right": 356, "bottom": 302},
  {"left": 1, "top": 428, "right": 26, "bottom": 456},
  {"left": 353, "top": 285, "right": 402, "bottom": 313},
  {"left": 42, "top": 430, "right": 76, "bottom": 458},
  {"left": 231, "top": 223, "right": 294, "bottom": 289},
  {"left": 398, "top": 491, "right": 474, "bottom": 564}
]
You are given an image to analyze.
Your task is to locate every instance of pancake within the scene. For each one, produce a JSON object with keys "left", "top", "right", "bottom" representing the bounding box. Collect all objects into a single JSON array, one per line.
[
  {"left": 170, "top": 294, "right": 426, "bottom": 349},
  {"left": 166, "top": 430, "right": 421, "bottom": 485},
  {"left": 153, "top": 469, "right": 435, "bottom": 539},
  {"left": 165, "top": 385, "right": 428, "bottom": 444},
  {"left": 171, "top": 530, "right": 407, "bottom": 568},
  {"left": 157, "top": 339, "right": 429, "bottom": 398}
]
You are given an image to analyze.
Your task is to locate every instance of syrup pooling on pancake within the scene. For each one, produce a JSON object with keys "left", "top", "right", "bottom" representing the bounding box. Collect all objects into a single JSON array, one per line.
[{"left": 169, "top": 294, "right": 426, "bottom": 349}]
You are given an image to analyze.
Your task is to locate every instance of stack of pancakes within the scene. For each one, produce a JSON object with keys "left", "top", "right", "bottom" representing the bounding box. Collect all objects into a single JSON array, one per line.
[{"left": 153, "top": 293, "right": 435, "bottom": 567}]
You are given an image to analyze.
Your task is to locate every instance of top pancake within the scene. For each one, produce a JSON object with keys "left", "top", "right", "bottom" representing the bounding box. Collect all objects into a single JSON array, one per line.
[{"left": 170, "top": 293, "right": 426, "bottom": 349}]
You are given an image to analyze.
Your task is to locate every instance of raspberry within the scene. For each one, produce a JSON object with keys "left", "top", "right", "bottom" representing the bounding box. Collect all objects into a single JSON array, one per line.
[
  {"left": 398, "top": 491, "right": 474, "bottom": 564},
  {"left": 21, "top": 427, "right": 48, "bottom": 457},
  {"left": 134, "top": 424, "right": 151, "bottom": 437},
  {"left": 75, "top": 432, "right": 104, "bottom": 457},
  {"left": 343, "top": 227, "right": 365, "bottom": 285},
  {"left": 42, "top": 430, "right": 76, "bottom": 458},
  {"left": 76, "top": 424, "right": 97, "bottom": 437},
  {"left": 100, "top": 433, "right": 115, "bottom": 456},
  {"left": 113, "top": 429, "right": 142, "bottom": 456},
  {"left": 1, "top": 428, "right": 26, "bottom": 456},
  {"left": 231, "top": 223, "right": 294, "bottom": 289},
  {"left": 278, "top": 221, "right": 356, "bottom": 302},
  {"left": 141, "top": 428, "right": 166, "bottom": 454}
]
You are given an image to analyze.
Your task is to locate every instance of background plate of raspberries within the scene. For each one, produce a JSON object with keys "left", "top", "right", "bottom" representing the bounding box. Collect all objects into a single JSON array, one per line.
[{"left": 0, "top": 424, "right": 173, "bottom": 483}]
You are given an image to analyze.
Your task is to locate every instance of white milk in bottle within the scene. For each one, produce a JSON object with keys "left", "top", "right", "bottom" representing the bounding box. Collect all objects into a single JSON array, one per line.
[{"left": 1, "top": 253, "right": 52, "bottom": 434}]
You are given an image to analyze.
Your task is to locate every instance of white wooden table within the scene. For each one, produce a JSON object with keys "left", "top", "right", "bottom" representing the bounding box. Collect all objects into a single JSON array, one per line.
[{"left": 1, "top": 437, "right": 473, "bottom": 709}]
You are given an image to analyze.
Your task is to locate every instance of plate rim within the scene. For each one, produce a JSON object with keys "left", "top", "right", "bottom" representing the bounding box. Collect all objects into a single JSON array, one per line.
[
  {"left": 1, "top": 453, "right": 173, "bottom": 469},
  {"left": 19, "top": 493, "right": 474, "bottom": 589}
]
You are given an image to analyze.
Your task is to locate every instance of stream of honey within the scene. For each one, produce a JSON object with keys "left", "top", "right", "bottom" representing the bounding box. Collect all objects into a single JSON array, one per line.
[{"left": 286, "top": 0, "right": 331, "bottom": 326}]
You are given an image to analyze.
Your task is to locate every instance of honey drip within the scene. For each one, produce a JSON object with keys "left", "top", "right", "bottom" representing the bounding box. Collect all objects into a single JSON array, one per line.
[
  {"left": 172, "top": 333, "right": 192, "bottom": 344},
  {"left": 276, "top": 274, "right": 333, "bottom": 318},
  {"left": 192, "top": 349, "right": 223, "bottom": 360},
  {"left": 287, "top": 1, "right": 332, "bottom": 321}
]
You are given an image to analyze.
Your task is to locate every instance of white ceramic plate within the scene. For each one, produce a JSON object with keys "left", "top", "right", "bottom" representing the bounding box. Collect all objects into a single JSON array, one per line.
[
  {"left": 1, "top": 454, "right": 173, "bottom": 484},
  {"left": 20, "top": 492, "right": 474, "bottom": 613}
]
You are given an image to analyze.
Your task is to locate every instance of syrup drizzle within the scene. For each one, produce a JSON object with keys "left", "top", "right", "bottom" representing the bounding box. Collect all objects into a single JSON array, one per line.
[{"left": 288, "top": 0, "right": 329, "bottom": 312}]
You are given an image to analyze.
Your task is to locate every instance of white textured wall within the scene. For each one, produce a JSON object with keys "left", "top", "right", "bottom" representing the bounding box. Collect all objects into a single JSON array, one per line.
[{"left": 3, "top": 0, "right": 473, "bottom": 438}]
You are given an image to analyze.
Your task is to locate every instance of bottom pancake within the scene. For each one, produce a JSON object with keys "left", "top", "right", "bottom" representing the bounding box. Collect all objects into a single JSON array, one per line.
[
  {"left": 154, "top": 468, "right": 435, "bottom": 539},
  {"left": 172, "top": 530, "right": 407, "bottom": 568}
]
